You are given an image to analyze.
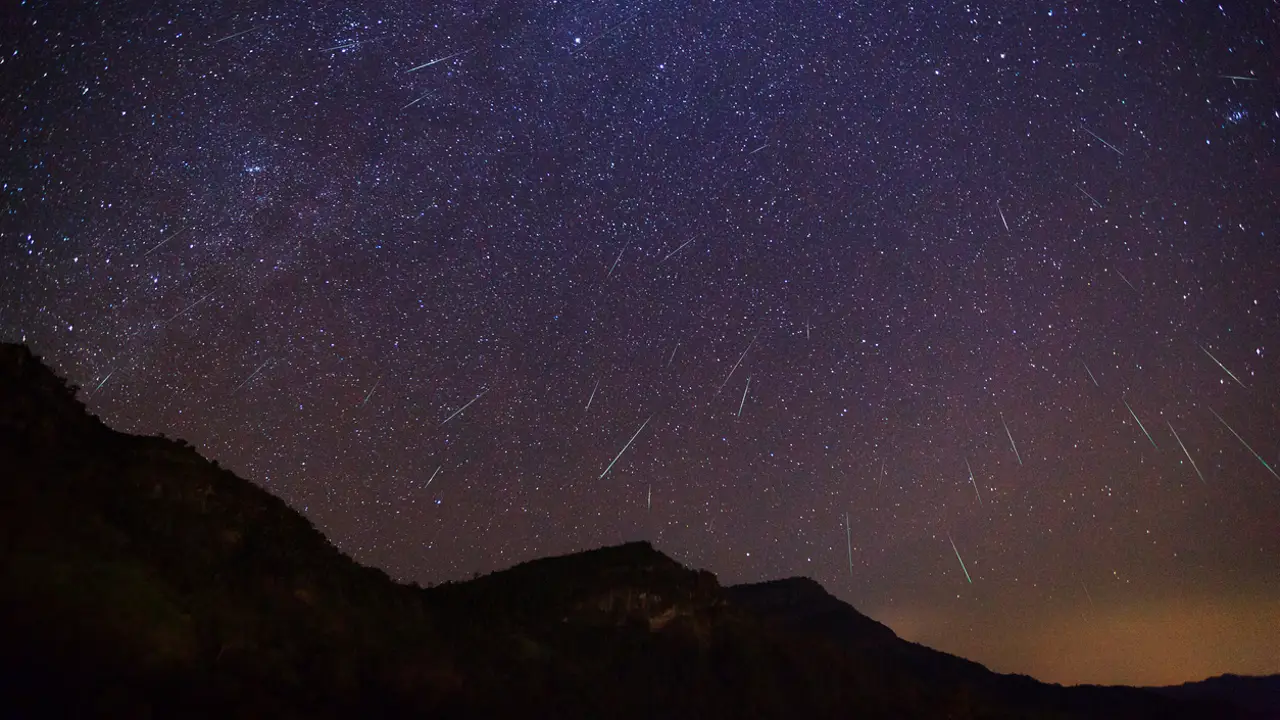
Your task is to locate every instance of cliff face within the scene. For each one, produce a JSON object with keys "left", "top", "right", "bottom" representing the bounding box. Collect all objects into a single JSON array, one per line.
[{"left": 0, "top": 343, "right": 1256, "bottom": 719}]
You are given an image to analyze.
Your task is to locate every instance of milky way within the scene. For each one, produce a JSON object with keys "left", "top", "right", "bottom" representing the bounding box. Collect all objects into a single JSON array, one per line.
[{"left": 2, "top": 1, "right": 1277, "bottom": 685}]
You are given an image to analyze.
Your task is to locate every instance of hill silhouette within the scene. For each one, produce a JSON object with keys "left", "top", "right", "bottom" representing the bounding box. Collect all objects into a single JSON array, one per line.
[{"left": 0, "top": 342, "right": 1264, "bottom": 718}]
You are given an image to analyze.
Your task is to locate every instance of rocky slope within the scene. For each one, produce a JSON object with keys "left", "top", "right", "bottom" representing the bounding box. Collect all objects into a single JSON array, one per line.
[{"left": 0, "top": 342, "right": 1257, "bottom": 718}]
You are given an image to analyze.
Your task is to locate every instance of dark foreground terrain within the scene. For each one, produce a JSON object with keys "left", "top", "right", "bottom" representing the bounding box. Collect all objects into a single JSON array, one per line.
[{"left": 0, "top": 342, "right": 1267, "bottom": 719}]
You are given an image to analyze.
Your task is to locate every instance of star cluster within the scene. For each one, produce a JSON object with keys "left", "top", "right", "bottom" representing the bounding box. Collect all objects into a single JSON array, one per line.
[{"left": 2, "top": 1, "right": 1277, "bottom": 685}]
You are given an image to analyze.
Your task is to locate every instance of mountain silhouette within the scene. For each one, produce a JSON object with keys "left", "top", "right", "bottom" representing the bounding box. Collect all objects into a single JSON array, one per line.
[{"left": 0, "top": 342, "right": 1265, "bottom": 718}]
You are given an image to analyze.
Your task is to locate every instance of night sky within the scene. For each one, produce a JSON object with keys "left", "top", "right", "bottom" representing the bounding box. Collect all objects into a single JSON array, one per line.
[{"left": 2, "top": 0, "right": 1278, "bottom": 687}]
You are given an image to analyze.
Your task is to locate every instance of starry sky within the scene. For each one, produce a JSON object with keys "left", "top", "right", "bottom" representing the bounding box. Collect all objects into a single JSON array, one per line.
[{"left": 2, "top": 0, "right": 1278, "bottom": 687}]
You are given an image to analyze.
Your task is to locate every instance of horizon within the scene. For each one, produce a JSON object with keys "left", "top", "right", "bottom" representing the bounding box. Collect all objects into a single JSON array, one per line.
[{"left": 2, "top": 0, "right": 1277, "bottom": 690}]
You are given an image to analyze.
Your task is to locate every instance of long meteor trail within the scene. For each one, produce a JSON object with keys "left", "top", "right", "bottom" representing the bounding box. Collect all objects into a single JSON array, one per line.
[
  {"left": 360, "top": 371, "right": 378, "bottom": 407},
  {"left": 91, "top": 370, "right": 114, "bottom": 395},
  {"left": 1001, "top": 412, "right": 1023, "bottom": 466},
  {"left": 660, "top": 237, "right": 694, "bottom": 263},
  {"left": 947, "top": 533, "right": 973, "bottom": 584},
  {"left": 1081, "top": 359, "right": 1099, "bottom": 387},
  {"left": 1209, "top": 407, "right": 1280, "bottom": 481},
  {"left": 1200, "top": 344, "right": 1246, "bottom": 388},
  {"left": 232, "top": 359, "right": 273, "bottom": 394},
  {"left": 845, "top": 512, "right": 853, "bottom": 575},
  {"left": 737, "top": 377, "right": 751, "bottom": 417},
  {"left": 1167, "top": 422, "right": 1205, "bottom": 484},
  {"left": 214, "top": 26, "right": 263, "bottom": 44},
  {"left": 440, "top": 387, "right": 488, "bottom": 425},
  {"left": 1080, "top": 124, "right": 1124, "bottom": 156},
  {"left": 586, "top": 378, "right": 600, "bottom": 411},
  {"left": 607, "top": 241, "right": 629, "bottom": 277},
  {"left": 1123, "top": 399, "right": 1158, "bottom": 448},
  {"left": 965, "top": 457, "right": 982, "bottom": 505},
  {"left": 599, "top": 414, "right": 653, "bottom": 479},
  {"left": 407, "top": 50, "right": 467, "bottom": 71},
  {"left": 716, "top": 331, "right": 758, "bottom": 395}
]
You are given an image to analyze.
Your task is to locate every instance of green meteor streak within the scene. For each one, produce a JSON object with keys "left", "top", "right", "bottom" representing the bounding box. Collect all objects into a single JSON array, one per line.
[{"left": 947, "top": 533, "right": 972, "bottom": 584}]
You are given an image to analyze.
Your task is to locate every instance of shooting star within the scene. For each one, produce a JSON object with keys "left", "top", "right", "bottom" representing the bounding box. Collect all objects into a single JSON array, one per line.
[
  {"left": 996, "top": 200, "right": 1009, "bottom": 232},
  {"left": 716, "top": 331, "right": 759, "bottom": 395},
  {"left": 440, "top": 387, "right": 489, "bottom": 425},
  {"left": 1209, "top": 407, "right": 1280, "bottom": 481},
  {"left": 426, "top": 466, "right": 441, "bottom": 488},
  {"left": 1219, "top": 75, "right": 1258, "bottom": 82},
  {"left": 1167, "top": 421, "right": 1206, "bottom": 484},
  {"left": 1001, "top": 412, "right": 1023, "bottom": 466},
  {"left": 1199, "top": 344, "right": 1246, "bottom": 388},
  {"left": 737, "top": 377, "right": 751, "bottom": 417},
  {"left": 748, "top": 143, "right": 769, "bottom": 155},
  {"left": 320, "top": 41, "right": 358, "bottom": 52},
  {"left": 1081, "top": 359, "right": 1099, "bottom": 387},
  {"left": 965, "top": 457, "right": 983, "bottom": 505},
  {"left": 606, "top": 241, "right": 629, "bottom": 277},
  {"left": 407, "top": 49, "right": 468, "bottom": 72},
  {"left": 90, "top": 370, "right": 114, "bottom": 395},
  {"left": 660, "top": 237, "right": 694, "bottom": 264},
  {"left": 361, "top": 376, "right": 382, "bottom": 407},
  {"left": 1079, "top": 124, "right": 1124, "bottom": 156},
  {"left": 214, "top": 26, "right": 263, "bottom": 44},
  {"left": 231, "top": 359, "right": 273, "bottom": 394},
  {"left": 647, "top": 484, "right": 651, "bottom": 511},
  {"left": 163, "top": 291, "right": 213, "bottom": 326},
  {"left": 401, "top": 91, "right": 433, "bottom": 110},
  {"left": 586, "top": 378, "right": 600, "bottom": 411},
  {"left": 142, "top": 227, "right": 186, "bottom": 257},
  {"left": 572, "top": 11, "right": 641, "bottom": 55},
  {"left": 805, "top": 317, "right": 811, "bottom": 340},
  {"left": 845, "top": 512, "right": 853, "bottom": 575},
  {"left": 1082, "top": 582, "right": 1095, "bottom": 609},
  {"left": 1116, "top": 268, "right": 1138, "bottom": 292},
  {"left": 599, "top": 414, "right": 653, "bottom": 479},
  {"left": 947, "top": 533, "right": 973, "bottom": 584},
  {"left": 1075, "top": 183, "right": 1103, "bottom": 208},
  {"left": 667, "top": 342, "right": 679, "bottom": 367},
  {"left": 1123, "top": 399, "right": 1158, "bottom": 448}
]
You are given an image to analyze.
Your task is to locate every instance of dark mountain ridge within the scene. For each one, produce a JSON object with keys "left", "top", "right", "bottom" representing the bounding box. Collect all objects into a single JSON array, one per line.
[{"left": 0, "top": 342, "right": 1265, "bottom": 718}]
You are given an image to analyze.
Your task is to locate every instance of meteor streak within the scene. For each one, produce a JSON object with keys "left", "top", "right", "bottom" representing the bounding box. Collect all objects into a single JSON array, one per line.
[
  {"left": 1081, "top": 359, "right": 1099, "bottom": 387},
  {"left": 1075, "top": 183, "right": 1103, "bottom": 208},
  {"left": 232, "top": 359, "right": 273, "bottom": 394},
  {"left": 407, "top": 50, "right": 467, "bottom": 71},
  {"left": 607, "top": 241, "right": 629, "bottom": 277},
  {"left": 660, "top": 237, "right": 693, "bottom": 263},
  {"left": 947, "top": 533, "right": 972, "bottom": 584},
  {"left": 92, "top": 368, "right": 114, "bottom": 392},
  {"left": 440, "top": 387, "right": 488, "bottom": 425},
  {"left": 1167, "top": 421, "right": 1205, "bottom": 484},
  {"left": 737, "top": 377, "right": 751, "bottom": 417},
  {"left": 1001, "top": 412, "right": 1022, "bottom": 466},
  {"left": 599, "top": 414, "right": 653, "bottom": 479},
  {"left": 845, "top": 512, "right": 853, "bottom": 575},
  {"left": 716, "top": 331, "right": 758, "bottom": 395},
  {"left": 586, "top": 378, "right": 600, "bottom": 410},
  {"left": 214, "top": 26, "right": 263, "bottom": 43},
  {"left": 1116, "top": 269, "right": 1138, "bottom": 292},
  {"left": 1079, "top": 124, "right": 1124, "bottom": 156},
  {"left": 965, "top": 457, "right": 982, "bottom": 505},
  {"left": 362, "top": 376, "right": 382, "bottom": 407},
  {"left": 1199, "top": 344, "right": 1246, "bottom": 388},
  {"left": 1209, "top": 407, "right": 1280, "bottom": 481},
  {"left": 1123, "top": 399, "right": 1157, "bottom": 448}
]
